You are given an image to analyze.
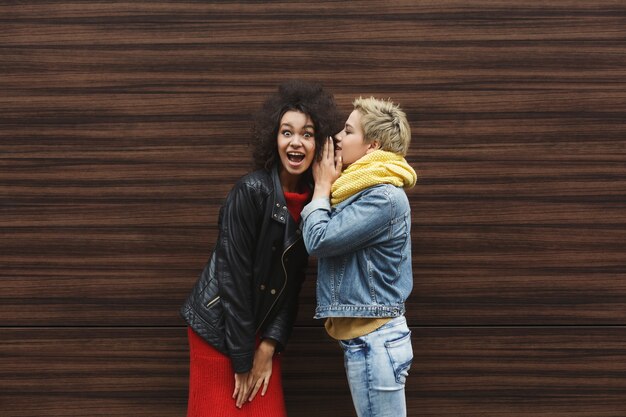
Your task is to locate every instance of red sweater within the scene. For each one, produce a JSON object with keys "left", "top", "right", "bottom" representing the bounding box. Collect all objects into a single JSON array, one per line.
[{"left": 284, "top": 188, "right": 311, "bottom": 223}]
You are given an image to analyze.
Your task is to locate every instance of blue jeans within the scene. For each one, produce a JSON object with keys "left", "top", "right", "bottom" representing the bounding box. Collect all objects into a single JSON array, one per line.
[{"left": 338, "top": 316, "right": 413, "bottom": 417}]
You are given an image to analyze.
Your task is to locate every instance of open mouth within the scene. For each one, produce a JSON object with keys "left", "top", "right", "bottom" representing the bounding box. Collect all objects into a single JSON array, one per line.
[{"left": 287, "top": 152, "right": 305, "bottom": 163}]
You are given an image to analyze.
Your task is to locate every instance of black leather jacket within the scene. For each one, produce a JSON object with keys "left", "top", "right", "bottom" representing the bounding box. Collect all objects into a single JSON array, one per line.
[{"left": 180, "top": 166, "right": 309, "bottom": 373}]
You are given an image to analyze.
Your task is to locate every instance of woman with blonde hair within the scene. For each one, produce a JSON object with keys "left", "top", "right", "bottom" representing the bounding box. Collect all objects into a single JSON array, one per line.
[{"left": 302, "top": 97, "right": 416, "bottom": 417}]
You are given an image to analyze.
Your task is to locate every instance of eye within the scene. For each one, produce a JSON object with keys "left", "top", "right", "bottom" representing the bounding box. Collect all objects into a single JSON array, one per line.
[
  {"left": 282, "top": 130, "right": 292, "bottom": 137},
  {"left": 303, "top": 131, "right": 314, "bottom": 139}
]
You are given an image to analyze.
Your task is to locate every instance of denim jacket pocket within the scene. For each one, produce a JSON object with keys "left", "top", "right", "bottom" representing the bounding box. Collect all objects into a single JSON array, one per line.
[{"left": 384, "top": 330, "right": 413, "bottom": 385}]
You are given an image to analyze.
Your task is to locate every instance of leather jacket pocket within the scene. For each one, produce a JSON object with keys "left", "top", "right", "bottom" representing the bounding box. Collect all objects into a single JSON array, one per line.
[
  {"left": 198, "top": 260, "right": 224, "bottom": 328},
  {"left": 203, "top": 294, "right": 224, "bottom": 328}
]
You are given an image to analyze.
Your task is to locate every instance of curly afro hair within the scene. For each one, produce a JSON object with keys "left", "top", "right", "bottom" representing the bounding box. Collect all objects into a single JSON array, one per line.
[{"left": 251, "top": 80, "right": 344, "bottom": 172}]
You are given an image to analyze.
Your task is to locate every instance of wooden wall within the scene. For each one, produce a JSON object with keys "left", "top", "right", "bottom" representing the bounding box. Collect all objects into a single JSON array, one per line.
[{"left": 2, "top": 1, "right": 626, "bottom": 416}]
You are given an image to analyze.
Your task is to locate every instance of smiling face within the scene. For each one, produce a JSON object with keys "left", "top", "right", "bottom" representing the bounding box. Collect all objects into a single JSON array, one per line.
[
  {"left": 277, "top": 110, "right": 316, "bottom": 189},
  {"left": 334, "top": 110, "right": 378, "bottom": 168}
]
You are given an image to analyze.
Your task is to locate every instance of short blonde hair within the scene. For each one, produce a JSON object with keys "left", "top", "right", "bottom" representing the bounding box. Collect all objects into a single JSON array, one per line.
[{"left": 352, "top": 97, "right": 411, "bottom": 156}]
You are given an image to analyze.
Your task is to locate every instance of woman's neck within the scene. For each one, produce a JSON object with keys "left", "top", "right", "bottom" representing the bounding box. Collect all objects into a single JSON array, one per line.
[{"left": 279, "top": 170, "right": 301, "bottom": 193}]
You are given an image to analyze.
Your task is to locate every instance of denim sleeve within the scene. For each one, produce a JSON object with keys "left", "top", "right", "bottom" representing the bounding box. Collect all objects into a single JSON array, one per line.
[{"left": 301, "top": 187, "right": 395, "bottom": 258}]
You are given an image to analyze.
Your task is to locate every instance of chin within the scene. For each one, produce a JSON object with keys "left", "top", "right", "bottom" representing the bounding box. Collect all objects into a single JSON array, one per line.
[{"left": 288, "top": 167, "right": 308, "bottom": 176}]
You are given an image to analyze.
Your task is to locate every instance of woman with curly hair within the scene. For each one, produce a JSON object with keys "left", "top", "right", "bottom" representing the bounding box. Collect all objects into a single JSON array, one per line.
[{"left": 180, "top": 80, "right": 342, "bottom": 417}]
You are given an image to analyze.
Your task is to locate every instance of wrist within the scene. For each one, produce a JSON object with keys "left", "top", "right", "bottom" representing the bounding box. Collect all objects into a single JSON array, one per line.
[
  {"left": 313, "top": 183, "right": 332, "bottom": 199},
  {"left": 260, "top": 338, "right": 277, "bottom": 354}
]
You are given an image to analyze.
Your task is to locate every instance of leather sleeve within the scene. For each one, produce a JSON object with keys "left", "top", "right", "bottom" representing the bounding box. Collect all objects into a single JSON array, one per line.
[{"left": 216, "top": 182, "right": 262, "bottom": 373}]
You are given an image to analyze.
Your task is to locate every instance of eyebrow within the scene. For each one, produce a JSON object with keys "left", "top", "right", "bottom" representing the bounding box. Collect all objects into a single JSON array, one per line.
[{"left": 281, "top": 123, "right": 315, "bottom": 130}]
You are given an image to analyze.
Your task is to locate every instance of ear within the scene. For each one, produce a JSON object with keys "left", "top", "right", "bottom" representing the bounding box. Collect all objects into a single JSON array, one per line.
[{"left": 365, "top": 141, "right": 381, "bottom": 154}]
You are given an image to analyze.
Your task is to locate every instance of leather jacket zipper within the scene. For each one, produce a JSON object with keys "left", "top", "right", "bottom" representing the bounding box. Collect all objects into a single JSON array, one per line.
[
  {"left": 255, "top": 237, "right": 298, "bottom": 332},
  {"left": 206, "top": 296, "right": 220, "bottom": 309}
]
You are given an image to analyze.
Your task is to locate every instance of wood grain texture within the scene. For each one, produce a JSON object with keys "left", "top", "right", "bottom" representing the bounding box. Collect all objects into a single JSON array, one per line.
[
  {"left": 2, "top": 0, "right": 626, "bottom": 327},
  {"left": 408, "top": 327, "right": 626, "bottom": 417},
  {"left": 0, "top": 328, "right": 189, "bottom": 417},
  {"left": 1, "top": 327, "right": 626, "bottom": 417},
  {"left": 2, "top": 0, "right": 626, "bottom": 325},
  {"left": 1, "top": 1, "right": 626, "bottom": 415}
]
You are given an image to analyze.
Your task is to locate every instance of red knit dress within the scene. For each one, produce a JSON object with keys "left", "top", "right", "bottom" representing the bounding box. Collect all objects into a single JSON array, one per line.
[{"left": 186, "top": 188, "right": 310, "bottom": 417}]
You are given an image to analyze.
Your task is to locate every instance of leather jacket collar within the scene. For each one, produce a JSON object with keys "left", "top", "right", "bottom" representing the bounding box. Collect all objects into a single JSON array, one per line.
[{"left": 270, "top": 165, "right": 305, "bottom": 249}]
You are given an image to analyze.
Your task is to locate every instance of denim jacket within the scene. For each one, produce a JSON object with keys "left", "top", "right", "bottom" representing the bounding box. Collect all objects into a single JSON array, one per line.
[{"left": 301, "top": 184, "right": 413, "bottom": 319}]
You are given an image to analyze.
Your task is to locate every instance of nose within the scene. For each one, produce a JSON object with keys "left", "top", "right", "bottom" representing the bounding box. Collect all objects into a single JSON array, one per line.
[
  {"left": 289, "top": 134, "right": 303, "bottom": 147},
  {"left": 333, "top": 131, "right": 343, "bottom": 144},
  {"left": 333, "top": 136, "right": 342, "bottom": 151}
]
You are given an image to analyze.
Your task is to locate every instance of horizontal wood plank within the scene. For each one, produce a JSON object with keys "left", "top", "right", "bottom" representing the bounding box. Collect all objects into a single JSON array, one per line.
[
  {"left": 2, "top": 2, "right": 626, "bottom": 415},
  {"left": 1, "top": 327, "right": 626, "bottom": 416},
  {"left": 1, "top": 1, "right": 626, "bottom": 326}
]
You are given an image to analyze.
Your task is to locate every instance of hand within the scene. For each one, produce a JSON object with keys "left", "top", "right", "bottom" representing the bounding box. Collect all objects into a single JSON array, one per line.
[
  {"left": 233, "top": 371, "right": 250, "bottom": 408},
  {"left": 312, "top": 137, "right": 343, "bottom": 200},
  {"left": 246, "top": 339, "right": 277, "bottom": 402}
]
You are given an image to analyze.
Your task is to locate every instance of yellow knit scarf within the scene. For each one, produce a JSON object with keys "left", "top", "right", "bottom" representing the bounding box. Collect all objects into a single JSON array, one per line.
[{"left": 331, "top": 150, "right": 417, "bottom": 206}]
